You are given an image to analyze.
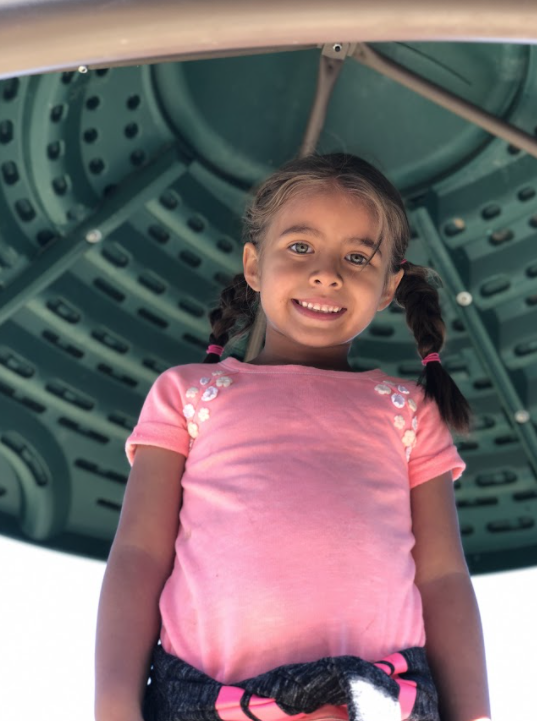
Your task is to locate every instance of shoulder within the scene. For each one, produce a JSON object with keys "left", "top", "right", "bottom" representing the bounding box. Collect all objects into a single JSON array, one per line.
[
  {"left": 158, "top": 361, "right": 212, "bottom": 379},
  {"left": 148, "top": 361, "right": 238, "bottom": 405},
  {"left": 370, "top": 369, "right": 421, "bottom": 394},
  {"left": 374, "top": 372, "right": 467, "bottom": 484},
  {"left": 153, "top": 361, "right": 226, "bottom": 387},
  {"left": 368, "top": 370, "right": 425, "bottom": 410}
]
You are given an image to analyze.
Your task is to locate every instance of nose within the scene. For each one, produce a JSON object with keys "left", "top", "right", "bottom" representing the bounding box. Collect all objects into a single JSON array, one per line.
[{"left": 309, "top": 261, "right": 343, "bottom": 288}]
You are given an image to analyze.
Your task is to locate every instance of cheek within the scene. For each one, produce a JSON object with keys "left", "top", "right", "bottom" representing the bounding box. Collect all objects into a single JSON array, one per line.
[{"left": 261, "top": 258, "right": 296, "bottom": 287}]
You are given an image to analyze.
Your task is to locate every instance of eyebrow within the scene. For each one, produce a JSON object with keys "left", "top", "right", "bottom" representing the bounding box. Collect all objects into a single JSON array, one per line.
[{"left": 279, "top": 224, "right": 382, "bottom": 257}]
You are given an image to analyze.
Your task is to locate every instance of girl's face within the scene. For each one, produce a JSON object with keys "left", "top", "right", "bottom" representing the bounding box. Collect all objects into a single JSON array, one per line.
[{"left": 243, "top": 188, "right": 403, "bottom": 369}]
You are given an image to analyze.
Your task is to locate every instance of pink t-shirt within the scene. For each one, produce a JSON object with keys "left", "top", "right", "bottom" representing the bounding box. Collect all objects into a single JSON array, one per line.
[{"left": 126, "top": 357, "right": 465, "bottom": 685}]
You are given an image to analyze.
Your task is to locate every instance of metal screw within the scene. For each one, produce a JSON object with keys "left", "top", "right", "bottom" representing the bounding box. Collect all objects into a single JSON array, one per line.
[
  {"left": 515, "top": 410, "right": 530, "bottom": 424},
  {"left": 332, "top": 43, "right": 343, "bottom": 53},
  {"left": 78, "top": 65, "right": 89, "bottom": 74},
  {"left": 85, "top": 229, "right": 103, "bottom": 243},
  {"left": 456, "top": 291, "right": 473, "bottom": 307}
]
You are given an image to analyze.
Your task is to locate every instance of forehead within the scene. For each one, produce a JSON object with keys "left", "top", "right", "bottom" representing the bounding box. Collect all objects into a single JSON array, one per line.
[{"left": 267, "top": 188, "right": 382, "bottom": 241}]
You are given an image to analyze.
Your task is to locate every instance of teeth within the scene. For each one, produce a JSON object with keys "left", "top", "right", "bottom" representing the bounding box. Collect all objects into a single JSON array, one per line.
[{"left": 299, "top": 301, "right": 341, "bottom": 313}]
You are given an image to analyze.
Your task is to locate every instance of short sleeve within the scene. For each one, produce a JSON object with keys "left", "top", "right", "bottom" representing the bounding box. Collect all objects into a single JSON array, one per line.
[
  {"left": 125, "top": 368, "right": 190, "bottom": 466},
  {"left": 408, "top": 389, "right": 466, "bottom": 488}
]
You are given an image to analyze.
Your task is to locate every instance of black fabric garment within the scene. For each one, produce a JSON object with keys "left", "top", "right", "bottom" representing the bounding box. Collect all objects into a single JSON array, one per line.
[{"left": 143, "top": 644, "right": 439, "bottom": 721}]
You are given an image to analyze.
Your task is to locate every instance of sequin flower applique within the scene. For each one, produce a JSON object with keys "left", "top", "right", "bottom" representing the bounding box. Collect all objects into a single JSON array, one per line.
[
  {"left": 391, "top": 393, "right": 406, "bottom": 409},
  {"left": 375, "top": 383, "right": 391, "bottom": 395},
  {"left": 402, "top": 430, "right": 416, "bottom": 447},
  {"left": 183, "top": 404, "right": 196, "bottom": 420},
  {"left": 374, "top": 378, "right": 418, "bottom": 461},
  {"left": 185, "top": 372, "right": 234, "bottom": 447},
  {"left": 201, "top": 386, "right": 218, "bottom": 402}
]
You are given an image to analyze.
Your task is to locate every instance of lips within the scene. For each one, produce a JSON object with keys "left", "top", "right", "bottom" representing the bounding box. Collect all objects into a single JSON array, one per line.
[
  {"left": 294, "top": 298, "right": 346, "bottom": 310},
  {"left": 291, "top": 299, "right": 347, "bottom": 320}
]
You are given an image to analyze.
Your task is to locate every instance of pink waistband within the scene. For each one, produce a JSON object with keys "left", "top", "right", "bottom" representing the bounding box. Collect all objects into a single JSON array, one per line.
[{"left": 215, "top": 652, "right": 416, "bottom": 721}]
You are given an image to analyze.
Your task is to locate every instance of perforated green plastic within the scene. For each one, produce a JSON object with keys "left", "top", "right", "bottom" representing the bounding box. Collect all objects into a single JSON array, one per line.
[{"left": 0, "top": 42, "right": 536, "bottom": 573}]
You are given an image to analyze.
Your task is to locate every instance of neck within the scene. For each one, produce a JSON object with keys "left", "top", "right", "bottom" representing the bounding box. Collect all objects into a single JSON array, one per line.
[{"left": 247, "top": 350, "right": 353, "bottom": 372}]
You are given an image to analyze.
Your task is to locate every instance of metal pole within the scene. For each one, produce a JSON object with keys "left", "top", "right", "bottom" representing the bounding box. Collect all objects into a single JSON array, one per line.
[
  {"left": 352, "top": 43, "right": 537, "bottom": 158},
  {"left": 299, "top": 44, "right": 351, "bottom": 157}
]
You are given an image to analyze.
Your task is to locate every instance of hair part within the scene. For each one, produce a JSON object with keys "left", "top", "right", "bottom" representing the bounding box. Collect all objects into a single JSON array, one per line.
[{"left": 203, "top": 153, "right": 472, "bottom": 434}]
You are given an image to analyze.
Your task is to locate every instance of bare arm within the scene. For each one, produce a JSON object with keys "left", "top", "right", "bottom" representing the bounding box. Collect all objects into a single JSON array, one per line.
[
  {"left": 95, "top": 446, "right": 186, "bottom": 721},
  {"left": 411, "top": 473, "right": 491, "bottom": 721}
]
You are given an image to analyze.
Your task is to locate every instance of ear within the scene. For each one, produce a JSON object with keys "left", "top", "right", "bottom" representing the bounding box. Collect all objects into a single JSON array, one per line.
[
  {"left": 243, "top": 242, "right": 261, "bottom": 292},
  {"left": 377, "top": 268, "right": 404, "bottom": 311}
]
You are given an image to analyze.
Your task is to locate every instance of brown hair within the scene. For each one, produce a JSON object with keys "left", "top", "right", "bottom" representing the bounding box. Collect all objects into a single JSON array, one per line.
[{"left": 203, "top": 153, "right": 471, "bottom": 434}]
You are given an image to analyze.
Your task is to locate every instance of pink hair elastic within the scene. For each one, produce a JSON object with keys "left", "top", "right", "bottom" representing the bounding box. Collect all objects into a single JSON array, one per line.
[
  {"left": 421, "top": 352, "right": 441, "bottom": 366},
  {"left": 207, "top": 344, "right": 224, "bottom": 357},
  {"left": 400, "top": 259, "right": 408, "bottom": 265}
]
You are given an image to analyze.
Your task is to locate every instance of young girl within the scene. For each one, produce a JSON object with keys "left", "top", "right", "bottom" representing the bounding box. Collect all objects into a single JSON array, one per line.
[{"left": 95, "top": 154, "right": 491, "bottom": 721}]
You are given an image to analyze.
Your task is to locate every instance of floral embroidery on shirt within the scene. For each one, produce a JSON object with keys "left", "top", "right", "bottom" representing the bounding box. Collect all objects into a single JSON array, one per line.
[
  {"left": 184, "top": 367, "right": 235, "bottom": 447},
  {"left": 373, "top": 376, "right": 419, "bottom": 461},
  {"left": 391, "top": 393, "right": 406, "bottom": 409},
  {"left": 201, "top": 386, "right": 218, "bottom": 402},
  {"left": 183, "top": 404, "right": 196, "bottom": 419},
  {"left": 375, "top": 383, "right": 392, "bottom": 395}
]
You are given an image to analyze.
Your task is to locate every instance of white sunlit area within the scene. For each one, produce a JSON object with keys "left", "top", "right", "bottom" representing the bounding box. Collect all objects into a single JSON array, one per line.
[{"left": 2, "top": 533, "right": 536, "bottom": 721}]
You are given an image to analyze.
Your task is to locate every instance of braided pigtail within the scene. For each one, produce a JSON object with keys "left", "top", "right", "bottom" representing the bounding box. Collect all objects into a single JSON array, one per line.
[
  {"left": 202, "top": 272, "right": 259, "bottom": 363},
  {"left": 394, "top": 261, "right": 472, "bottom": 435}
]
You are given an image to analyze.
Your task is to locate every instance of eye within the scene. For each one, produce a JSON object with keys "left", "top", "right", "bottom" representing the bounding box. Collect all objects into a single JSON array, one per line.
[
  {"left": 289, "top": 242, "right": 312, "bottom": 254},
  {"left": 347, "top": 253, "right": 369, "bottom": 266}
]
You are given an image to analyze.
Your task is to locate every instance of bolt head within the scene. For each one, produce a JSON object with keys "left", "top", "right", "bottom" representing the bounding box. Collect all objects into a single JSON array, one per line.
[
  {"left": 78, "top": 65, "right": 89, "bottom": 74},
  {"left": 85, "top": 229, "right": 103, "bottom": 243},
  {"left": 515, "top": 410, "right": 530, "bottom": 424},
  {"left": 456, "top": 291, "right": 473, "bottom": 307}
]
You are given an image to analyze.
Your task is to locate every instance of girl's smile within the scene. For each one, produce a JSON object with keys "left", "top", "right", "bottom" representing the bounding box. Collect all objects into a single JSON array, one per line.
[
  {"left": 291, "top": 298, "right": 347, "bottom": 320},
  {"left": 242, "top": 189, "right": 403, "bottom": 369}
]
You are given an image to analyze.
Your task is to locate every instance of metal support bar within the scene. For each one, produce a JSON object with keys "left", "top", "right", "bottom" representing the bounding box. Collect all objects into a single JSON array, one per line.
[
  {"left": 89, "top": 44, "right": 316, "bottom": 73},
  {"left": 0, "top": 145, "right": 189, "bottom": 328},
  {"left": 245, "top": 43, "right": 349, "bottom": 362},
  {"left": 3, "top": 0, "right": 537, "bottom": 79},
  {"left": 300, "top": 43, "right": 353, "bottom": 156},
  {"left": 413, "top": 207, "right": 537, "bottom": 479},
  {"left": 352, "top": 43, "right": 537, "bottom": 159}
]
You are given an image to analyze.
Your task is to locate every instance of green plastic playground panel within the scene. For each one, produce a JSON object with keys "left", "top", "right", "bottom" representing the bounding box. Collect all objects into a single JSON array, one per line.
[{"left": 0, "top": 42, "right": 536, "bottom": 573}]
